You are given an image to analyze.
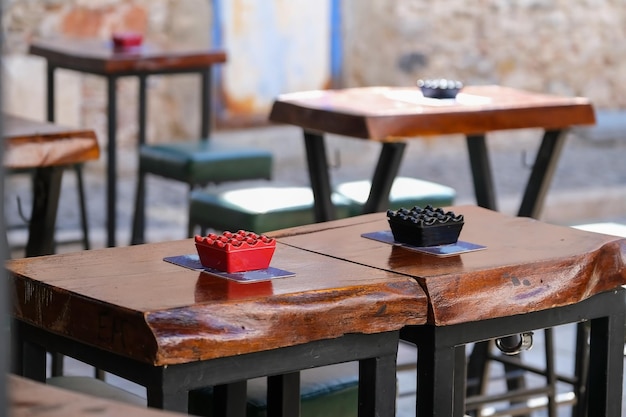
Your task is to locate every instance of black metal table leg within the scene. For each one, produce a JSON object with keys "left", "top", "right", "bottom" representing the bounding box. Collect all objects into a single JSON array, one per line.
[
  {"left": 130, "top": 75, "right": 148, "bottom": 245},
  {"left": 46, "top": 65, "right": 56, "bottom": 122},
  {"left": 402, "top": 324, "right": 458, "bottom": 416},
  {"left": 465, "top": 134, "right": 497, "bottom": 211},
  {"left": 303, "top": 131, "right": 336, "bottom": 222},
  {"left": 362, "top": 142, "right": 407, "bottom": 214},
  {"left": 210, "top": 382, "right": 248, "bottom": 417},
  {"left": 146, "top": 384, "right": 189, "bottom": 413},
  {"left": 25, "top": 166, "right": 63, "bottom": 257},
  {"left": 517, "top": 129, "right": 567, "bottom": 218},
  {"left": 201, "top": 68, "right": 212, "bottom": 138},
  {"left": 106, "top": 75, "right": 118, "bottom": 247},
  {"left": 572, "top": 322, "right": 590, "bottom": 417},
  {"left": 358, "top": 354, "right": 398, "bottom": 417},
  {"left": 587, "top": 309, "right": 625, "bottom": 416},
  {"left": 267, "top": 373, "right": 301, "bottom": 417}
]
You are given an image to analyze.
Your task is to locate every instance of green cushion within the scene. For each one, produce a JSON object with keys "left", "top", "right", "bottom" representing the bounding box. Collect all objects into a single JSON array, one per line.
[
  {"left": 335, "top": 177, "right": 456, "bottom": 216},
  {"left": 189, "top": 187, "right": 352, "bottom": 234},
  {"left": 188, "top": 362, "right": 359, "bottom": 417},
  {"left": 139, "top": 140, "right": 273, "bottom": 185}
]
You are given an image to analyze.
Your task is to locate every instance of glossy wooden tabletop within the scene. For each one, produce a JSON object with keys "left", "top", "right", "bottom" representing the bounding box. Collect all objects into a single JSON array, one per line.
[
  {"left": 29, "top": 37, "right": 227, "bottom": 74},
  {"left": 271, "top": 206, "right": 626, "bottom": 326},
  {"left": 269, "top": 85, "right": 595, "bottom": 139},
  {"left": 6, "top": 240, "right": 427, "bottom": 366},
  {"left": 3, "top": 113, "right": 100, "bottom": 169}
]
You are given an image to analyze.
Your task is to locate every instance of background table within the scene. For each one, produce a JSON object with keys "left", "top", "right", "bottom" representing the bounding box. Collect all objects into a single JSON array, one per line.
[
  {"left": 272, "top": 206, "right": 626, "bottom": 416},
  {"left": 269, "top": 85, "right": 595, "bottom": 221},
  {"left": 3, "top": 113, "right": 100, "bottom": 256},
  {"left": 7, "top": 238, "right": 427, "bottom": 416},
  {"left": 30, "top": 37, "right": 227, "bottom": 247},
  {"left": 9, "top": 375, "right": 187, "bottom": 417}
]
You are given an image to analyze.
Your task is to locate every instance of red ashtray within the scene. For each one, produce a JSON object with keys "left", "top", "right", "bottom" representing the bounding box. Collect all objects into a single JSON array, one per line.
[
  {"left": 194, "top": 230, "right": 276, "bottom": 273},
  {"left": 112, "top": 32, "right": 143, "bottom": 49}
]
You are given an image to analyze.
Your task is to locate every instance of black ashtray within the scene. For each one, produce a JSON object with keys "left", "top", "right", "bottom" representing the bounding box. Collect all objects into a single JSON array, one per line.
[
  {"left": 417, "top": 79, "right": 463, "bottom": 99},
  {"left": 387, "top": 205, "right": 464, "bottom": 247}
]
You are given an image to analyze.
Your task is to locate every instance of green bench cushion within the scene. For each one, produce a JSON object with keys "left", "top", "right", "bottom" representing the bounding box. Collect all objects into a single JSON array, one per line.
[
  {"left": 335, "top": 177, "right": 456, "bottom": 216},
  {"left": 189, "top": 187, "right": 352, "bottom": 234},
  {"left": 139, "top": 141, "right": 273, "bottom": 185}
]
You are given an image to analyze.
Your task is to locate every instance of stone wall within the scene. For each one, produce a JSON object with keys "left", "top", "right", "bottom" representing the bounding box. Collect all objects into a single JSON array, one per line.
[
  {"left": 2, "top": 0, "right": 212, "bottom": 146},
  {"left": 2, "top": 0, "right": 625, "bottom": 148},
  {"left": 342, "top": 0, "right": 626, "bottom": 109}
]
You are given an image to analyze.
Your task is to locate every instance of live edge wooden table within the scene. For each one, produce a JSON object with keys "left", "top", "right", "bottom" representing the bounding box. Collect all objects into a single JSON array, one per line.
[
  {"left": 3, "top": 113, "right": 100, "bottom": 257},
  {"left": 272, "top": 206, "right": 626, "bottom": 417},
  {"left": 6, "top": 238, "right": 427, "bottom": 416},
  {"left": 29, "top": 37, "right": 227, "bottom": 247},
  {"left": 269, "top": 85, "right": 595, "bottom": 222}
]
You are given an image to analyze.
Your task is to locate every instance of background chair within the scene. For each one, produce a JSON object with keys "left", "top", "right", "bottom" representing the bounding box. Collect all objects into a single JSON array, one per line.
[
  {"left": 131, "top": 141, "right": 273, "bottom": 243},
  {"left": 188, "top": 177, "right": 456, "bottom": 236}
]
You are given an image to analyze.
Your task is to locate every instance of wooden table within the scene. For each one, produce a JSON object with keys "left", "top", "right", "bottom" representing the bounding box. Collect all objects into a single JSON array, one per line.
[
  {"left": 272, "top": 206, "right": 626, "bottom": 416},
  {"left": 3, "top": 113, "right": 100, "bottom": 256},
  {"left": 9, "top": 375, "right": 187, "bottom": 417},
  {"left": 7, "top": 238, "right": 428, "bottom": 416},
  {"left": 269, "top": 85, "right": 596, "bottom": 221},
  {"left": 29, "top": 37, "right": 227, "bottom": 247}
]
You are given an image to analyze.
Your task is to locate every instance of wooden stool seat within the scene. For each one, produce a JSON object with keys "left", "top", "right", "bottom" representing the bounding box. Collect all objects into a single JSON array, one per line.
[
  {"left": 335, "top": 177, "right": 456, "bottom": 216},
  {"left": 132, "top": 141, "right": 273, "bottom": 243},
  {"left": 188, "top": 186, "right": 352, "bottom": 234},
  {"left": 138, "top": 142, "right": 273, "bottom": 185}
]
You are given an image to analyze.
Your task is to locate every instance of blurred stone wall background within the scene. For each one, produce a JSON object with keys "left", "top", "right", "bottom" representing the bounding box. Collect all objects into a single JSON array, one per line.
[{"left": 2, "top": 0, "right": 625, "bottom": 150}]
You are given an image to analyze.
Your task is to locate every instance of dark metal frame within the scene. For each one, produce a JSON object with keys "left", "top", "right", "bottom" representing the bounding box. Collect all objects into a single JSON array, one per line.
[
  {"left": 46, "top": 64, "right": 213, "bottom": 248},
  {"left": 302, "top": 129, "right": 567, "bottom": 222},
  {"left": 14, "top": 321, "right": 399, "bottom": 417},
  {"left": 400, "top": 288, "right": 626, "bottom": 417}
]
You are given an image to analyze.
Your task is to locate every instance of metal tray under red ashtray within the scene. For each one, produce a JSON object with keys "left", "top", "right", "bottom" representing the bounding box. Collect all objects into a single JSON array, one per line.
[{"left": 194, "top": 230, "right": 276, "bottom": 273}]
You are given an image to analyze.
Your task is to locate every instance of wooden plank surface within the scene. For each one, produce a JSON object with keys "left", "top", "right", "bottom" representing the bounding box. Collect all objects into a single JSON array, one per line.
[
  {"left": 271, "top": 206, "right": 626, "bottom": 326},
  {"left": 269, "top": 85, "right": 595, "bottom": 139},
  {"left": 29, "top": 37, "right": 227, "bottom": 74},
  {"left": 3, "top": 113, "right": 100, "bottom": 168},
  {"left": 9, "top": 375, "right": 183, "bottom": 417},
  {"left": 6, "top": 240, "right": 427, "bottom": 365}
]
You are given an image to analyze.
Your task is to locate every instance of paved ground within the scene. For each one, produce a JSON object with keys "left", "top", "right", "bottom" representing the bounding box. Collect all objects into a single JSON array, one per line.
[{"left": 6, "top": 122, "right": 626, "bottom": 416}]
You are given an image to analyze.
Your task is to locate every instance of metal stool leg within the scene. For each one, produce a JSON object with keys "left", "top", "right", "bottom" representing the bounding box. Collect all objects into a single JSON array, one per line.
[
  {"left": 131, "top": 169, "right": 146, "bottom": 245},
  {"left": 73, "top": 164, "right": 90, "bottom": 250}
]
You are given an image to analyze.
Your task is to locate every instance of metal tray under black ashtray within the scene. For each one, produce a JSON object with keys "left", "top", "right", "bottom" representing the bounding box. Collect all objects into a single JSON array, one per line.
[
  {"left": 417, "top": 79, "right": 463, "bottom": 99},
  {"left": 387, "top": 205, "right": 464, "bottom": 247}
]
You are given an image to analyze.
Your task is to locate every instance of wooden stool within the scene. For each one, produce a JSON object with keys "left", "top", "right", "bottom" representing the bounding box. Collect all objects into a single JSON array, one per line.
[
  {"left": 132, "top": 142, "right": 273, "bottom": 243},
  {"left": 335, "top": 177, "right": 456, "bottom": 216},
  {"left": 188, "top": 186, "right": 352, "bottom": 234}
]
